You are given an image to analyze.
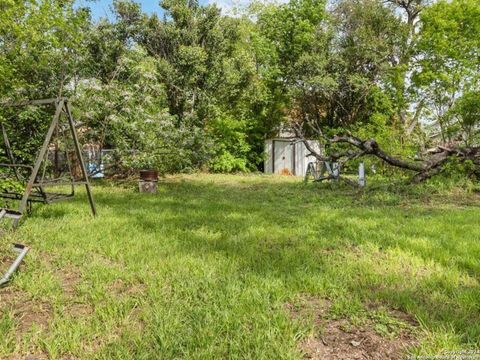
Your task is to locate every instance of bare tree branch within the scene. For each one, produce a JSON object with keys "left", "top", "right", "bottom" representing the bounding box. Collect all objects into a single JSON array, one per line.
[
  {"left": 331, "top": 135, "right": 424, "bottom": 171},
  {"left": 295, "top": 122, "right": 480, "bottom": 184}
]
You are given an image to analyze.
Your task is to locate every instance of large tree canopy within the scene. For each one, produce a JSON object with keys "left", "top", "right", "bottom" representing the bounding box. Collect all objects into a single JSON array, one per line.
[{"left": 0, "top": 0, "right": 479, "bottom": 179}]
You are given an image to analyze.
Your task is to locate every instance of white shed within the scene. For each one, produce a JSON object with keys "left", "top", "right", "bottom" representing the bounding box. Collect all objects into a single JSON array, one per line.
[{"left": 264, "top": 138, "right": 322, "bottom": 176}]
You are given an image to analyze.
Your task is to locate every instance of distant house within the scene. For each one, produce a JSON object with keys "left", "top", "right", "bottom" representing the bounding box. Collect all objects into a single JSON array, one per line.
[{"left": 264, "top": 131, "right": 322, "bottom": 176}]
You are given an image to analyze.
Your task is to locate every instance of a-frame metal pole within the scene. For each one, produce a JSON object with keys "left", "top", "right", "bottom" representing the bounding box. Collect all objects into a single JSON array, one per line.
[
  {"left": 1, "top": 122, "right": 20, "bottom": 181},
  {"left": 15, "top": 99, "right": 65, "bottom": 227},
  {"left": 64, "top": 100, "right": 97, "bottom": 217}
]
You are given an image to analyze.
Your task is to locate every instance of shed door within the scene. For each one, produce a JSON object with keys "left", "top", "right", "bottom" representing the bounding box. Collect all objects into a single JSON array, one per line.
[
  {"left": 264, "top": 140, "right": 273, "bottom": 174},
  {"left": 274, "top": 141, "right": 293, "bottom": 175}
]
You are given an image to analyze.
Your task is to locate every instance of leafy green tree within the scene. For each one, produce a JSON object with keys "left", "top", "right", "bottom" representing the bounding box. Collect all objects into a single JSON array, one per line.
[
  {"left": 76, "top": 37, "right": 212, "bottom": 173},
  {"left": 2, "top": 0, "right": 479, "bottom": 179},
  {"left": 109, "top": 0, "right": 281, "bottom": 171},
  {"left": 450, "top": 91, "right": 480, "bottom": 146},
  {"left": 383, "top": 0, "right": 430, "bottom": 134},
  {"left": 414, "top": 0, "right": 480, "bottom": 144},
  {"left": 257, "top": 0, "right": 411, "bottom": 155},
  {"left": 0, "top": 0, "right": 88, "bottom": 100},
  {"left": 0, "top": 0, "right": 89, "bottom": 164}
]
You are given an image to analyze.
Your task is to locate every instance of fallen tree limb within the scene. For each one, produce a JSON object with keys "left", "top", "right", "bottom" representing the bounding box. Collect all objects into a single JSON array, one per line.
[
  {"left": 331, "top": 135, "right": 424, "bottom": 172},
  {"left": 293, "top": 122, "right": 480, "bottom": 183}
]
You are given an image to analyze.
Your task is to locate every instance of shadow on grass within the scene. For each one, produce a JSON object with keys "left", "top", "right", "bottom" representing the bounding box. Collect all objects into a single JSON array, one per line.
[{"left": 33, "top": 177, "right": 480, "bottom": 345}]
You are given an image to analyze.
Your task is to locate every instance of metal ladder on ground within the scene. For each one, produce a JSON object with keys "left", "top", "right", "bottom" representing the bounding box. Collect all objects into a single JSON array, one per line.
[
  {"left": 0, "top": 208, "right": 29, "bottom": 287},
  {"left": 0, "top": 207, "right": 23, "bottom": 222}
]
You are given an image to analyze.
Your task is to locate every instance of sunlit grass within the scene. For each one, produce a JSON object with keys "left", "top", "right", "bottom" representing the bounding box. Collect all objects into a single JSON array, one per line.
[{"left": 0, "top": 173, "right": 479, "bottom": 359}]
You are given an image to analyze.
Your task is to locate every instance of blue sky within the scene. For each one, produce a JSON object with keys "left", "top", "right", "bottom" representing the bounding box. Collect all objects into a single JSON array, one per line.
[
  {"left": 74, "top": 0, "right": 254, "bottom": 20},
  {"left": 75, "top": 0, "right": 164, "bottom": 20}
]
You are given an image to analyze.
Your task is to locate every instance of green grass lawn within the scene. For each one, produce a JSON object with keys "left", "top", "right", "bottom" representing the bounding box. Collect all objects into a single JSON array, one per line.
[{"left": 1, "top": 174, "right": 479, "bottom": 359}]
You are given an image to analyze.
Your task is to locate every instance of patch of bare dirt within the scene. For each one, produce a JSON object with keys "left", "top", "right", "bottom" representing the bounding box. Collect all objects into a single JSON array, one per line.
[
  {"left": 1, "top": 255, "right": 14, "bottom": 271},
  {"left": 0, "top": 264, "right": 86, "bottom": 359},
  {"left": 57, "top": 267, "right": 95, "bottom": 318},
  {"left": 8, "top": 353, "right": 49, "bottom": 360},
  {"left": 58, "top": 268, "right": 82, "bottom": 297},
  {"left": 107, "top": 278, "right": 146, "bottom": 298},
  {"left": 0, "top": 286, "right": 28, "bottom": 307},
  {"left": 0, "top": 286, "right": 53, "bottom": 337},
  {"left": 287, "top": 295, "right": 418, "bottom": 360},
  {"left": 15, "top": 300, "right": 53, "bottom": 334},
  {"left": 301, "top": 318, "right": 417, "bottom": 360},
  {"left": 66, "top": 302, "right": 93, "bottom": 317}
]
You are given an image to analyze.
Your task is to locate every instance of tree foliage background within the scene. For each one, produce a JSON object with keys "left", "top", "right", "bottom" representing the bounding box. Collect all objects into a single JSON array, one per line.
[{"left": 0, "top": 0, "right": 479, "bottom": 177}]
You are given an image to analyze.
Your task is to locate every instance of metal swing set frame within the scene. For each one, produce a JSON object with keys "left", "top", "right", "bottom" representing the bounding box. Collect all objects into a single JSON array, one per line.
[
  {"left": 0, "top": 97, "right": 96, "bottom": 226},
  {"left": 0, "top": 97, "right": 97, "bottom": 287}
]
